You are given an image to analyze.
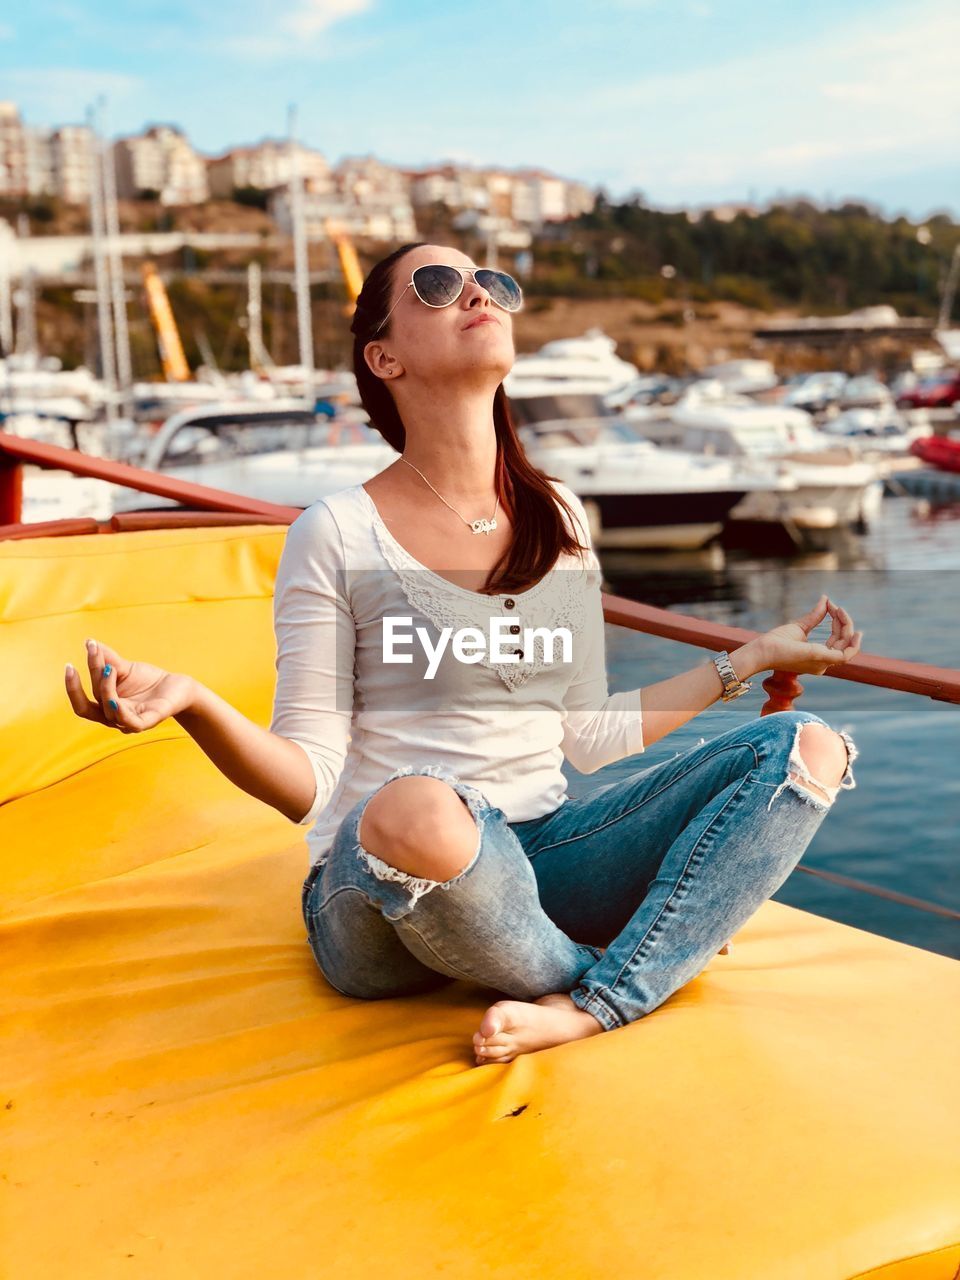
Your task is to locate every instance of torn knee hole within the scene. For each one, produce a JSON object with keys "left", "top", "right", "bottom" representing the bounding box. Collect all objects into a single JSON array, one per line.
[
  {"left": 767, "top": 719, "right": 859, "bottom": 811},
  {"left": 797, "top": 722, "right": 849, "bottom": 785},
  {"left": 787, "top": 768, "right": 833, "bottom": 804},
  {"left": 351, "top": 765, "right": 493, "bottom": 910},
  {"left": 355, "top": 796, "right": 483, "bottom": 907}
]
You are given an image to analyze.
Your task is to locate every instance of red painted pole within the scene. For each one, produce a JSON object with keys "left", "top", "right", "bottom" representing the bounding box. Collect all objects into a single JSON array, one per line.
[
  {"left": 0, "top": 456, "right": 22, "bottom": 525},
  {"left": 760, "top": 670, "right": 805, "bottom": 715}
]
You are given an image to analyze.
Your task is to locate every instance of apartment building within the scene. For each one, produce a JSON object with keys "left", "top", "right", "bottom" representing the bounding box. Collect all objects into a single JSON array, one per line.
[
  {"left": 207, "top": 140, "right": 332, "bottom": 197},
  {"left": 1, "top": 101, "right": 598, "bottom": 236},
  {"left": 50, "top": 126, "right": 95, "bottom": 204},
  {"left": 269, "top": 185, "right": 418, "bottom": 242},
  {"left": 0, "top": 104, "right": 96, "bottom": 203},
  {"left": 407, "top": 162, "right": 595, "bottom": 228},
  {"left": 0, "top": 102, "right": 27, "bottom": 196},
  {"left": 113, "top": 125, "right": 209, "bottom": 204}
]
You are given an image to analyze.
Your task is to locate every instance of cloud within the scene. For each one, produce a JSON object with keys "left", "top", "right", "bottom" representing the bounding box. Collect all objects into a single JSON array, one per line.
[
  {"left": 281, "top": 0, "right": 372, "bottom": 39},
  {"left": 578, "top": 0, "right": 960, "bottom": 199},
  {"left": 223, "top": 0, "right": 376, "bottom": 59}
]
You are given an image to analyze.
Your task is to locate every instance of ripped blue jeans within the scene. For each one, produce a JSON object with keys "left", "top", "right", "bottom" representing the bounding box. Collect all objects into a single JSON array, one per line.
[{"left": 300, "top": 709, "right": 859, "bottom": 1032}]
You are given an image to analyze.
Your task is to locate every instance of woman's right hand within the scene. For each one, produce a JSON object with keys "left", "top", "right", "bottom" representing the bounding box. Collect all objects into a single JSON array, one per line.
[
  {"left": 753, "top": 594, "right": 862, "bottom": 677},
  {"left": 65, "top": 638, "right": 195, "bottom": 733}
]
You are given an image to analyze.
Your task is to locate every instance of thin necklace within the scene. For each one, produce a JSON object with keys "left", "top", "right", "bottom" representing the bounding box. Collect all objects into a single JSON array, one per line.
[{"left": 399, "top": 456, "right": 500, "bottom": 535}]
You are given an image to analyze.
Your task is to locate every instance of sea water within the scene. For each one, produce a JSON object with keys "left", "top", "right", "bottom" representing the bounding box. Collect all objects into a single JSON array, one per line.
[{"left": 572, "top": 494, "right": 960, "bottom": 960}]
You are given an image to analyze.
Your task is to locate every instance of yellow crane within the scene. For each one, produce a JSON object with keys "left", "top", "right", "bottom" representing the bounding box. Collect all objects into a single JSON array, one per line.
[
  {"left": 141, "top": 260, "right": 191, "bottom": 382},
  {"left": 324, "top": 222, "right": 364, "bottom": 313}
]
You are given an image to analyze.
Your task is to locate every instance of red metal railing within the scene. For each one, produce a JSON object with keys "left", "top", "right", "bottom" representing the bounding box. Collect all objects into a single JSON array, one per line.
[
  {"left": 0, "top": 429, "right": 298, "bottom": 529},
  {"left": 3, "top": 427, "right": 959, "bottom": 922},
  {"left": 3, "top": 428, "right": 959, "bottom": 709}
]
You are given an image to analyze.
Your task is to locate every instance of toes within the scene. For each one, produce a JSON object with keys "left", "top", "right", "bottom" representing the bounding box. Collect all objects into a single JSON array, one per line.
[
  {"left": 479, "top": 1003, "right": 509, "bottom": 1038},
  {"left": 475, "top": 1047, "right": 515, "bottom": 1066},
  {"left": 474, "top": 1033, "right": 509, "bottom": 1050},
  {"left": 474, "top": 1036, "right": 517, "bottom": 1066},
  {"left": 477, "top": 1042, "right": 513, "bottom": 1058}
]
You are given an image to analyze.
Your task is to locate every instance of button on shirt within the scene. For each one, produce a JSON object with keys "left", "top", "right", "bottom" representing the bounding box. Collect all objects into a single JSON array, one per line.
[{"left": 269, "top": 479, "right": 645, "bottom": 868}]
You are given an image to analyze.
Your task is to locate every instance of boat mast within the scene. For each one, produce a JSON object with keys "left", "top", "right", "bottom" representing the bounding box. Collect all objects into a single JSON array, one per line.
[
  {"left": 86, "top": 100, "right": 117, "bottom": 425},
  {"left": 99, "top": 99, "right": 133, "bottom": 417},
  {"left": 287, "top": 105, "right": 314, "bottom": 402},
  {"left": 14, "top": 267, "right": 38, "bottom": 359},
  {"left": 246, "top": 261, "right": 274, "bottom": 371}
]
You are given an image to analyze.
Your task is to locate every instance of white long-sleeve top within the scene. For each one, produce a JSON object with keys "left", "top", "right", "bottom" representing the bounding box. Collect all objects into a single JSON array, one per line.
[{"left": 269, "top": 478, "right": 644, "bottom": 867}]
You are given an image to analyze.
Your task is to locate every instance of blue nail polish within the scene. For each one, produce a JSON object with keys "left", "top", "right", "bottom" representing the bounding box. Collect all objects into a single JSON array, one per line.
[
  {"left": 109, "top": 699, "right": 118, "bottom": 711},
  {"left": 103, "top": 665, "right": 112, "bottom": 677}
]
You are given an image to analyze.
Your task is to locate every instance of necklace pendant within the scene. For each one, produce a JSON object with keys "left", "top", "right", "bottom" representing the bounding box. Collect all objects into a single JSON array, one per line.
[{"left": 470, "top": 517, "right": 497, "bottom": 535}]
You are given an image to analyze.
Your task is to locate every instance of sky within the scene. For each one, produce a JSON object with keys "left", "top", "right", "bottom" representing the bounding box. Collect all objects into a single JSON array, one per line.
[{"left": 1, "top": 0, "right": 957, "bottom": 221}]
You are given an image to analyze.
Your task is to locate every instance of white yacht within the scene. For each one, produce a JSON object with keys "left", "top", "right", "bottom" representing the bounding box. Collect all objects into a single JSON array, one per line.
[
  {"left": 109, "top": 401, "right": 395, "bottom": 516},
  {"left": 504, "top": 329, "right": 641, "bottom": 397},
  {"left": 819, "top": 408, "right": 931, "bottom": 466},
  {"left": 655, "top": 382, "right": 885, "bottom": 537},
  {"left": 508, "top": 383, "right": 792, "bottom": 550},
  {"left": 0, "top": 354, "right": 106, "bottom": 415},
  {"left": 699, "top": 359, "right": 779, "bottom": 395},
  {"left": 128, "top": 370, "right": 358, "bottom": 423}
]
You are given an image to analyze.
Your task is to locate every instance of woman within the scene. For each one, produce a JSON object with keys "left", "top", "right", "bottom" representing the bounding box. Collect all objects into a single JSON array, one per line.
[{"left": 65, "top": 241, "right": 862, "bottom": 1068}]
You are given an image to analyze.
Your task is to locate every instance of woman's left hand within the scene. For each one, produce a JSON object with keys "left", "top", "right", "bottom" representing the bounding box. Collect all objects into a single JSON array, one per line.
[{"left": 753, "top": 594, "right": 862, "bottom": 677}]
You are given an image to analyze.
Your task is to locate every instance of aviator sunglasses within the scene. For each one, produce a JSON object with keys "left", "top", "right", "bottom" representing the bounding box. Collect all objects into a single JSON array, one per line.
[{"left": 370, "top": 264, "right": 524, "bottom": 337}]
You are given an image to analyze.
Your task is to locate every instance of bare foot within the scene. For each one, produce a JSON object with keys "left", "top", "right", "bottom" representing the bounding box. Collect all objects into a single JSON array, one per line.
[{"left": 472, "top": 993, "right": 605, "bottom": 1066}]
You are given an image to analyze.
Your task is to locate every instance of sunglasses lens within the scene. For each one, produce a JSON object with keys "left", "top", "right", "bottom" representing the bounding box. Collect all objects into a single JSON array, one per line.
[
  {"left": 475, "top": 269, "right": 523, "bottom": 311},
  {"left": 411, "top": 264, "right": 524, "bottom": 312},
  {"left": 412, "top": 264, "right": 464, "bottom": 306}
]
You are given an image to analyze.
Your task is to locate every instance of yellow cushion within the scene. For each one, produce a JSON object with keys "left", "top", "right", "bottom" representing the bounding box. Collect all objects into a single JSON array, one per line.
[{"left": 2, "top": 525, "right": 959, "bottom": 1279}]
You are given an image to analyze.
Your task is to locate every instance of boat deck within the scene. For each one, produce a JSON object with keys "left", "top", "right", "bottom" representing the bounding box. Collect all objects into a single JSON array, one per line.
[{"left": 3, "top": 522, "right": 959, "bottom": 1278}]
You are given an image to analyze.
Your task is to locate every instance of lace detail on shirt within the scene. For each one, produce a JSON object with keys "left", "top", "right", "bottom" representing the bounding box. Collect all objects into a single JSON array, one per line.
[{"left": 370, "top": 513, "right": 593, "bottom": 692}]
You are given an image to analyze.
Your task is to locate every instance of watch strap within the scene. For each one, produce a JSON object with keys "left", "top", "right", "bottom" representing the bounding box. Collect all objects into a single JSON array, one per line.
[{"left": 712, "top": 650, "right": 753, "bottom": 701}]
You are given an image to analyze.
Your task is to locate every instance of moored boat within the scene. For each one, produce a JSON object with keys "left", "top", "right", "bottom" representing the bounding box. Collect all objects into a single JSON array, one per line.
[{"left": 910, "top": 433, "right": 960, "bottom": 473}]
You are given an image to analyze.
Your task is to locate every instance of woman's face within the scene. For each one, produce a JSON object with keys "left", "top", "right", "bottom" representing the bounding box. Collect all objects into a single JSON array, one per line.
[{"left": 364, "top": 244, "right": 516, "bottom": 388}]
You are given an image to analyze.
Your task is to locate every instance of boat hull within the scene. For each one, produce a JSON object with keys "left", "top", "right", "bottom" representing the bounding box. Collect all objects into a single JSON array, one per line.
[
  {"left": 581, "top": 490, "right": 747, "bottom": 550},
  {"left": 730, "top": 479, "right": 884, "bottom": 530},
  {"left": 910, "top": 436, "right": 960, "bottom": 473}
]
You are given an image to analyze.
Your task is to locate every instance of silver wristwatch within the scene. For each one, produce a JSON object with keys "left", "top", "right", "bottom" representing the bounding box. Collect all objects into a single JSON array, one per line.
[{"left": 711, "top": 650, "right": 753, "bottom": 702}]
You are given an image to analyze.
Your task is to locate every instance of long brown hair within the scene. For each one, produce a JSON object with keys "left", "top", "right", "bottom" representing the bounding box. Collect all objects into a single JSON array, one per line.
[{"left": 349, "top": 242, "right": 589, "bottom": 596}]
